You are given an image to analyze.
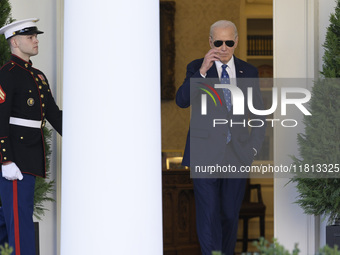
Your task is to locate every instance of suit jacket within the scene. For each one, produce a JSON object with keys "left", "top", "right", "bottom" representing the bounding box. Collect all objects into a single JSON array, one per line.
[
  {"left": 176, "top": 56, "right": 266, "bottom": 167},
  {"left": 0, "top": 54, "right": 62, "bottom": 177}
]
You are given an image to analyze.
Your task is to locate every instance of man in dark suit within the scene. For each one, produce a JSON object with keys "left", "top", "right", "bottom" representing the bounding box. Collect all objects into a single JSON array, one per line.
[{"left": 176, "top": 20, "right": 266, "bottom": 255}]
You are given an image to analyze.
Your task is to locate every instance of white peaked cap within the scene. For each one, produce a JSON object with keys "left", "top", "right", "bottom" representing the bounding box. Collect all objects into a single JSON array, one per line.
[{"left": 0, "top": 18, "right": 43, "bottom": 39}]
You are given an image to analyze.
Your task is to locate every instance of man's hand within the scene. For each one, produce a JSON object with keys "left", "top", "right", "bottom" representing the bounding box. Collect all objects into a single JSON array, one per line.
[
  {"left": 200, "top": 49, "right": 220, "bottom": 76},
  {"left": 2, "top": 162, "right": 24, "bottom": 181}
]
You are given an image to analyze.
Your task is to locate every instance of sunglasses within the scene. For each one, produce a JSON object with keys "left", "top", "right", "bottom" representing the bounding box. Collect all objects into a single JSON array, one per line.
[{"left": 213, "top": 40, "right": 235, "bottom": 48}]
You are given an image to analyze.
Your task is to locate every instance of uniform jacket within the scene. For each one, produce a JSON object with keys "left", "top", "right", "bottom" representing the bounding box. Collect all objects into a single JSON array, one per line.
[
  {"left": 176, "top": 56, "right": 266, "bottom": 167},
  {"left": 0, "top": 54, "right": 62, "bottom": 177}
]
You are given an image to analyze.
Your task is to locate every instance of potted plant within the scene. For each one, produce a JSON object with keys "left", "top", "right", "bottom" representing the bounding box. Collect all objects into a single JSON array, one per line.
[
  {"left": 210, "top": 238, "right": 340, "bottom": 255},
  {"left": 291, "top": 0, "right": 340, "bottom": 248},
  {"left": 0, "top": 0, "right": 12, "bottom": 66}
]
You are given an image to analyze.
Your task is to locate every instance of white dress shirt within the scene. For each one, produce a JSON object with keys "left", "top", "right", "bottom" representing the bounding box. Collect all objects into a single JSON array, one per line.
[{"left": 215, "top": 56, "right": 236, "bottom": 80}]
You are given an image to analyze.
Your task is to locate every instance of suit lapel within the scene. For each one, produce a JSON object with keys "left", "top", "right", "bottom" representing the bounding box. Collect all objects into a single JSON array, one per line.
[
  {"left": 234, "top": 56, "right": 245, "bottom": 78},
  {"left": 205, "top": 63, "right": 224, "bottom": 103},
  {"left": 234, "top": 56, "right": 249, "bottom": 96}
]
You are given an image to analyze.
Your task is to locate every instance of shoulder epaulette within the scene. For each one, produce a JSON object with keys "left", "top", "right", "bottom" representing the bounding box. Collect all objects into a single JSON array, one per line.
[{"left": 0, "top": 61, "right": 16, "bottom": 72}]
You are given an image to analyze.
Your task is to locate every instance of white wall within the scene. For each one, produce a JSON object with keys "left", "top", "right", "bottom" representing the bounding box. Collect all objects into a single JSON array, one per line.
[
  {"left": 274, "top": 0, "right": 316, "bottom": 252},
  {"left": 9, "top": 1, "right": 60, "bottom": 255}
]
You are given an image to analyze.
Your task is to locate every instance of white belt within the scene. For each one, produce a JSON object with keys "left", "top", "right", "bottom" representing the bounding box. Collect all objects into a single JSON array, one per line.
[{"left": 9, "top": 117, "right": 42, "bottom": 129}]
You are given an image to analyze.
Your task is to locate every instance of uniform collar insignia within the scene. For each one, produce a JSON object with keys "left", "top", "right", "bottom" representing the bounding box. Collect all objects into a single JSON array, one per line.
[{"left": 11, "top": 54, "right": 33, "bottom": 69}]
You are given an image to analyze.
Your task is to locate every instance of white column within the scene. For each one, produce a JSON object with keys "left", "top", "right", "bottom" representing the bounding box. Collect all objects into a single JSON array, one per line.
[
  {"left": 273, "top": 0, "right": 315, "bottom": 253},
  {"left": 60, "top": 0, "right": 162, "bottom": 254}
]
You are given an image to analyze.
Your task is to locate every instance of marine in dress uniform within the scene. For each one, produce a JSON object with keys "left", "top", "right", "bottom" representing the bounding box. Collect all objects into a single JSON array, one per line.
[{"left": 0, "top": 18, "right": 62, "bottom": 255}]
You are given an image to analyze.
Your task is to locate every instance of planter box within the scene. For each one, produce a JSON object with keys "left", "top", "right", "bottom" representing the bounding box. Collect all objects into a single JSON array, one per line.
[
  {"left": 34, "top": 222, "right": 40, "bottom": 255},
  {"left": 326, "top": 225, "right": 340, "bottom": 248}
]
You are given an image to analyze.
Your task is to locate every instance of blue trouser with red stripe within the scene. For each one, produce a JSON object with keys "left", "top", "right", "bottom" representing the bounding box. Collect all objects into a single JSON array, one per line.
[{"left": 0, "top": 173, "right": 36, "bottom": 255}]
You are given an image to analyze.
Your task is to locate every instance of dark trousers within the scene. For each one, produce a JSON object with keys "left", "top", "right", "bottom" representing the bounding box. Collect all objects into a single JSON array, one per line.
[
  {"left": 0, "top": 174, "right": 36, "bottom": 255},
  {"left": 193, "top": 178, "right": 246, "bottom": 255}
]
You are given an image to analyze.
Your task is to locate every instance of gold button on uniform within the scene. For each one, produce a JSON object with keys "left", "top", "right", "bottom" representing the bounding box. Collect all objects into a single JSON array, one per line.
[
  {"left": 1, "top": 140, "right": 4, "bottom": 143},
  {"left": 27, "top": 98, "right": 35, "bottom": 106},
  {"left": 42, "top": 103, "right": 45, "bottom": 107},
  {"left": 2, "top": 149, "right": 6, "bottom": 152},
  {"left": 25, "top": 63, "right": 28, "bottom": 68},
  {"left": 41, "top": 94, "right": 44, "bottom": 98},
  {"left": 39, "top": 86, "right": 42, "bottom": 89},
  {"left": 3, "top": 157, "right": 7, "bottom": 160},
  {"left": 20, "top": 137, "right": 24, "bottom": 140}
]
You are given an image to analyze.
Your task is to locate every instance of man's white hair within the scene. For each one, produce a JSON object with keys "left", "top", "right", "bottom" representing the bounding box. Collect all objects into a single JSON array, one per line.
[{"left": 210, "top": 20, "right": 238, "bottom": 39}]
